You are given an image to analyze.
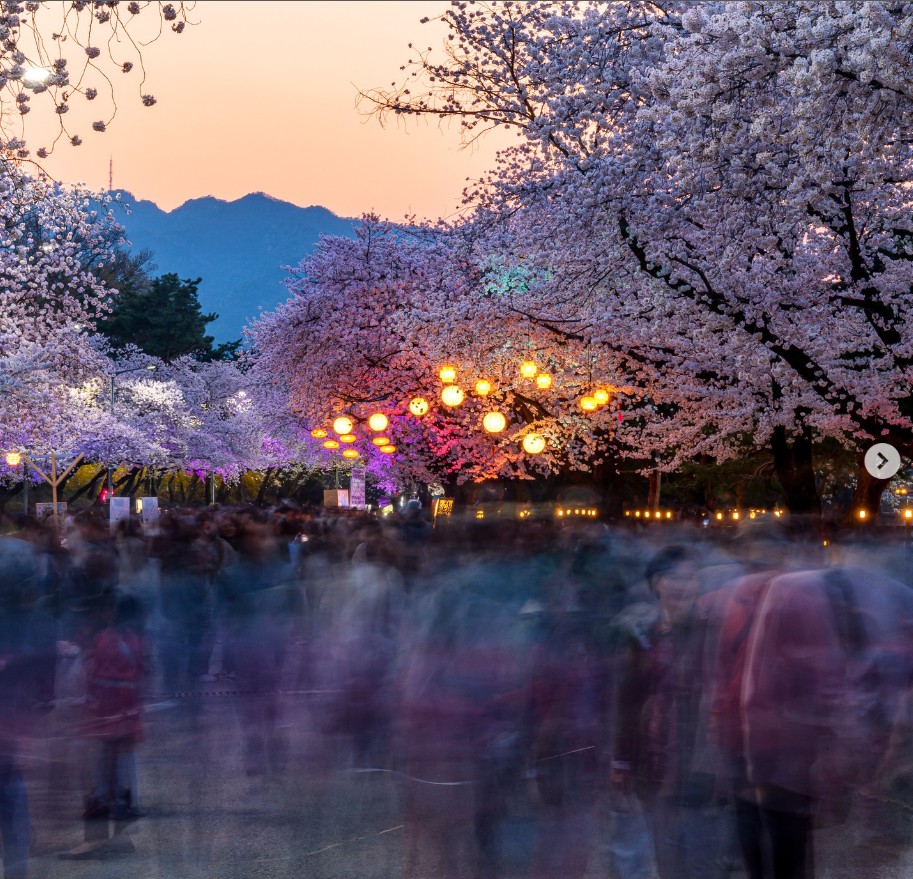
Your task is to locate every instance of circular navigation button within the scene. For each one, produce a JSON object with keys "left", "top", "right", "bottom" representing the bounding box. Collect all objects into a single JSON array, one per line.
[{"left": 864, "top": 443, "right": 902, "bottom": 480}]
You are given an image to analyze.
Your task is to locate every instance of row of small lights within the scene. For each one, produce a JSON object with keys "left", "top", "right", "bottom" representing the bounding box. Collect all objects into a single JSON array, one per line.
[
  {"left": 556, "top": 508, "right": 600, "bottom": 518},
  {"left": 626, "top": 510, "right": 676, "bottom": 519},
  {"left": 310, "top": 413, "right": 396, "bottom": 458},
  {"left": 858, "top": 508, "right": 913, "bottom": 521}
]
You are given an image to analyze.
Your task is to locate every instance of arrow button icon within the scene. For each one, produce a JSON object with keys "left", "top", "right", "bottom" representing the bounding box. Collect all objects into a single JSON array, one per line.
[{"left": 864, "top": 444, "right": 902, "bottom": 480}]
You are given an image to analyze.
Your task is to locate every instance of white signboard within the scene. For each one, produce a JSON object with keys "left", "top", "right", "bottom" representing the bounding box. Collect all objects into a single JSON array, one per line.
[
  {"left": 109, "top": 496, "right": 130, "bottom": 531},
  {"left": 349, "top": 467, "right": 366, "bottom": 509},
  {"left": 323, "top": 489, "right": 349, "bottom": 509}
]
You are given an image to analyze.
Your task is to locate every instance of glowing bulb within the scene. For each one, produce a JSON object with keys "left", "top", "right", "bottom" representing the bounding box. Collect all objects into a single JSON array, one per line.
[
  {"left": 441, "top": 385, "right": 465, "bottom": 407},
  {"left": 380, "top": 445, "right": 396, "bottom": 454},
  {"left": 522, "top": 433, "right": 546, "bottom": 455},
  {"left": 857, "top": 508, "right": 868, "bottom": 520},
  {"left": 342, "top": 449, "right": 360, "bottom": 459},
  {"left": 310, "top": 428, "right": 327, "bottom": 439},
  {"left": 439, "top": 365, "right": 457, "bottom": 384},
  {"left": 323, "top": 440, "right": 340, "bottom": 450},
  {"left": 409, "top": 397, "right": 429, "bottom": 417},
  {"left": 580, "top": 397, "right": 598, "bottom": 412},
  {"left": 535, "top": 373, "right": 552, "bottom": 390},
  {"left": 368, "top": 413, "right": 389, "bottom": 432},
  {"left": 593, "top": 388, "right": 610, "bottom": 405},
  {"left": 475, "top": 379, "right": 492, "bottom": 397},
  {"left": 482, "top": 411, "right": 507, "bottom": 433},
  {"left": 333, "top": 416, "right": 354, "bottom": 435},
  {"left": 339, "top": 434, "right": 356, "bottom": 444},
  {"left": 520, "top": 360, "right": 537, "bottom": 379},
  {"left": 372, "top": 436, "right": 390, "bottom": 446},
  {"left": 5, "top": 452, "right": 21, "bottom": 467},
  {"left": 904, "top": 509, "right": 913, "bottom": 520},
  {"left": 715, "top": 512, "right": 723, "bottom": 521}
]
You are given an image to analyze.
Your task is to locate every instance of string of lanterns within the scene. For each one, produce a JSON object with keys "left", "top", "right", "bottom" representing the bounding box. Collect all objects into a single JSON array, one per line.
[{"left": 310, "top": 412, "right": 396, "bottom": 459}]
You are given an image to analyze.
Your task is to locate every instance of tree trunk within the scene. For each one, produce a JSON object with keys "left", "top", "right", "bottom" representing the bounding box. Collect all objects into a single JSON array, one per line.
[
  {"left": 66, "top": 465, "right": 107, "bottom": 505},
  {"left": 848, "top": 460, "right": 891, "bottom": 526},
  {"left": 255, "top": 469, "right": 274, "bottom": 507},
  {"left": 770, "top": 426, "right": 821, "bottom": 517}
]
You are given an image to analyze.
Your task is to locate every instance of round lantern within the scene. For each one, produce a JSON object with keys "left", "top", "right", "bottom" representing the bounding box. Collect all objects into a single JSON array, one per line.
[
  {"left": 439, "top": 365, "right": 457, "bottom": 384},
  {"left": 342, "top": 449, "right": 360, "bottom": 459},
  {"left": 522, "top": 434, "right": 546, "bottom": 455},
  {"left": 323, "top": 440, "right": 340, "bottom": 450},
  {"left": 409, "top": 397, "right": 429, "bottom": 417},
  {"left": 482, "top": 411, "right": 507, "bottom": 433},
  {"left": 333, "top": 415, "right": 354, "bottom": 435},
  {"left": 372, "top": 436, "right": 391, "bottom": 446},
  {"left": 475, "top": 379, "right": 492, "bottom": 397},
  {"left": 368, "top": 412, "right": 389, "bottom": 432},
  {"left": 441, "top": 385, "right": 465, "bottom": 407},
  {"left": 535, "top": 373, "right": 552, "bottom": 390},
  {"left": 580, "top": 397, "right": 598, "bottom": 412},
  {"left": 519, "top": 360, "right": 537, "bottom": 379},
  {"left": 310, "top": 428, "right": 328, "bottom": 439},
  {"left": 339, "top": 434, "right": 356, "bottom": 444},
  {"left": 593, "top": 388, "right": 610, "bottom": 405},
  {"left": 380, "top": 445, "right": 396, "bottom": 454},
  {"left": 5, "top": 451, "right": 21, "bottom": 467}
]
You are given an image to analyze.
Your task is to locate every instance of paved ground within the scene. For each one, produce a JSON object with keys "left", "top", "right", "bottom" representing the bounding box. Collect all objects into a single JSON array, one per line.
[{"left": 16, "top": 687, "right": 913, "bottom": 879}]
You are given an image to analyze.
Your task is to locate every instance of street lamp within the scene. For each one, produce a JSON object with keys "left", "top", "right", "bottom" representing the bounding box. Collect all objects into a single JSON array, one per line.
[
  {"left": 5, "top": 451, "right": 27, "bottom": 514},
  {"left": 108, "top": 364, "right": 157, "bottom": 493}
]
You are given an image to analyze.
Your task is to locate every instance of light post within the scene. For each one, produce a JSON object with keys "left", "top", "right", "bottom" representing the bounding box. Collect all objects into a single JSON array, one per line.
[
  {"left": 5, "top": 451, "right": 26, "bottom": 514},
  {"left": 108, "top": 364, "right": 157, "bottom": 494}
]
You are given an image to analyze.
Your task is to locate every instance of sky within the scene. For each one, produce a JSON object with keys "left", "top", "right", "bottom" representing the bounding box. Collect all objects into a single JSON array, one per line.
[{"left": 31, "top": 1, "right": 512, "bottom": 221}]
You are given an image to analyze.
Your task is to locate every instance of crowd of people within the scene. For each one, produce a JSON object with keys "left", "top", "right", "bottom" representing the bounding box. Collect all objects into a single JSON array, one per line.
[{"left": 1, "top": 501, "right": 913, "bottom": 878}]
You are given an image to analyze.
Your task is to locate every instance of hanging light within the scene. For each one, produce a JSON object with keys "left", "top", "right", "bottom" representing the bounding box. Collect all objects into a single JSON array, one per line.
[
  {"left": 535, "top": 373, "right": 552, "bottom": 390},
  {"left": 380, "top": 445, "right": 396, "bottom": 454},
  {"left": 519, "top": 360, "right": 537, "bottom": 379},
  {"left": 368, "top": 413, "right": 389, "bottom": 432},
  {"left": 409, "top": 397, "right": 429, "bottom": 417},
  {"left": 339, "top": 434, "right": 356, "bottom": 444},
  {"left": 372, "top": 436, "right": 390, "bottom": 446},
  {"left": 439, "top": 365, "right": 457, "bottom": 384},
  {"left": 580, "top": 397, "right": 598, "bottom": 412},
  {"left": 310, "top": 428, "right": 328, "bottom": 439},
  {"left": 342, "top": 449, "right": 360, "bottom": 459},
  {"left": 332, "top": 416, "right": 354, "bottom": 435},
  {"left": 441, "top": 385, "right": 465, "bottom": 407},
  {"left": 522, "top": 434, "right": 546, "bottom": 454},
  {"left": 5, "top": 451, "right": 21, "bottom": 467},
  {"left": 482, "top": 411, "right": 507, "bottom": 433},
  {"left": 323, "top": 440, "right": 340, "bottom": 450},
  {"left": 593, "top": 388, "right": 611, "bottom": 405},
  {"left": 475, "top": 379, "right": 492, "bottom": 397}
]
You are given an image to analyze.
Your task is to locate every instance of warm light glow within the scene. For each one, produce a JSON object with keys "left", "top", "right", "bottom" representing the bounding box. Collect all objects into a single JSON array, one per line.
[
  {"left": 5, "top": 452, "right": 21, "bottom": 467},
  {"left": 310, "top": 428, "right": 327, "bottom": 439},
  {"left": 857, "top": 508, "right": 868, "bottom": 520},
  {"left": 439, "top": 365, "right": 457, "bottom": 384},
  {"left": 342, "top": 449, "right": 360, "bottom": 459},
  {"left": 368, "top": 413, "right": 389, "bottom": 432},
  {"left": 522, "top": 433, "right": 546, "bottom": 455},
  {"left": 666, "top": 511, "right": 672, "bottom": 519},
  {"left": 475, "top": 379, "right": 492, "bottom": 397},
  {"left": 22, "top": 66, "right": 51, "bottom": 86},
  {"left": 372, "top": 436, "right": 390, "bottom": 446},
  {"left": 715, "top": 512, "right": 723, "bottom": 521},
  {"left": 635, "top": 511, "right": 641, "bottom": 517},
  {"left": 333, "top": 416, "right": 354, "bottom": 435},
  {"left": 732, "top": 511, "right": 740, "bottom": 520},
  {"left": 593, "top": 388, "right": 610, "bottom": 405},
  {"left": 441, "top": 385, "right": 465, "bottom": 407},
  {"left": 482, "top": 411, "right": 507, "bottom": 433},
  {"left": 580, "top": 397, "right": 598, "bottom": 412},
  {"left": 339, "top": 434, "right": 356, "bottom": 444},
  {"left": 409, "top": 397, "right": 429, "bottom": 417},
  {"left": 380, "top": 445, "right": 396, "bottom": 454},
  {"left": 323, "top": 440, "right": 340, "bottom": 450},
  {"left": 519, "top": 360, "right": 537, "bottom": 379},
  {"left": 905, "top": 509, "right": 913, "bottom": 520},
  {"left": 645, "top": 511, "right": 651, "bottom": 518},
  {"left": 535, "top": 373, "right": 552, "bottom": 390}
]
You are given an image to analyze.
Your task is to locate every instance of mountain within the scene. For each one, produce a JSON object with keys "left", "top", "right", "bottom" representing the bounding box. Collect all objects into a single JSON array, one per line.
[{"left": 105, "top": 191, "right": 357, "bottom": 341}]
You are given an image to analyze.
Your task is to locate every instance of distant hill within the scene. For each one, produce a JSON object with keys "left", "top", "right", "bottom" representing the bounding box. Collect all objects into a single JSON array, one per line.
[{"left": 106, "top": 191, "right": 358, "bottom": 342}]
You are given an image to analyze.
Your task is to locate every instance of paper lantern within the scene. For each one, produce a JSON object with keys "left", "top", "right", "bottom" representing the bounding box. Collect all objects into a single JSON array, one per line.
[
  {"left": 439, "top": 365, "right": 457, "bottom": 384},
  {"left": 475, "top": 379, "right": 492, "bottom": 397},
  {"left": 339, "top": 434, "right": 356, "bottom": 444},
  {"left": 593, "top": 388, "right": 610, "bottom": 405},
  {"left": 368, "top": 413, "right": 389, "bottom": 432},
  {"left": 482, "top": 411, "right": 507, "bottom": 433},
  {"left": 580, "top": 397, "right": 598, "bottom": 412},
  {"left": 441, "top": 385, "right": 465, "bottom": 407},
  {"left": 4, "top": 451, "right": 21, "bottom": 467},
  {"left": 342, "top": 449, "right": 360, "bottom": 459},
  {"left": 323, "top": 440, "right": 340, "bottom": 450},
  {"left": 409, "top": 397, "right": 429, "bottom": 417},
  {"left": 535, "top": 373, "right": 552, "bottom": 390},
  {"left": 380, "top": 445, "right": 396, "bottom": 454},
  {"left": 333, "top": 416, "right": 354, "bottom": 435},
  {"left": 519, "top": 360, "right": 537, "bottom": 379},
  {"left": 372, "top": 436, "right": 390, "bottom": 446},
  {"left": 521, "top": 434, "right": 546, "bottom": 455}
]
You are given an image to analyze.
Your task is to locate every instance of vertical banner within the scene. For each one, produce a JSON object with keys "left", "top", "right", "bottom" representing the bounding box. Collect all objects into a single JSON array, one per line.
[
  {"left": 109, "top": 496, "right": 130, "bottom": 532},
  {"left": 349, "top": 467, "right": 366, "bottom": 509}
]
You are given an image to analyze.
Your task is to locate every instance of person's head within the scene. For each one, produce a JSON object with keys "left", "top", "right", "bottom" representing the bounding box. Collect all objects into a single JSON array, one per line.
[{"left": 646, "top": 544, "right": 699, "bottom": 625}]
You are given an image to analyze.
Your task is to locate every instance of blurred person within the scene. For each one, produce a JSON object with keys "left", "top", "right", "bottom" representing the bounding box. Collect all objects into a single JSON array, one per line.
[{"left": 612, "top": 543, "right": 729, "bottom": 879}]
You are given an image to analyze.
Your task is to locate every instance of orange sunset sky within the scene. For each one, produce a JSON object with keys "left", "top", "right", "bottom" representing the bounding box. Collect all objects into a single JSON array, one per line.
[{"left": 33, "top": 1, "right": 511, "bottom": 221}]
